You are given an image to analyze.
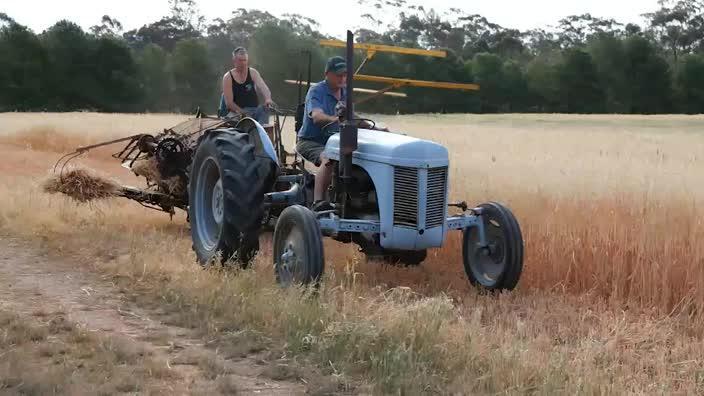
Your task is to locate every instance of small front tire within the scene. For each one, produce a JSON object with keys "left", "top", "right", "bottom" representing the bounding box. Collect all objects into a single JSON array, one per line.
[
  {"left": 272, "top": 205, "right": 325, "bottom": 287},
  {"left": 462, "top": 202, "right": 524, "bottom": 291}
]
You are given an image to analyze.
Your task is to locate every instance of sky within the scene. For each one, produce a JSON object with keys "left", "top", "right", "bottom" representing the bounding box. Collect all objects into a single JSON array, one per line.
[{"left": 2, "top": 0, "right": 661, "bottom": 38}]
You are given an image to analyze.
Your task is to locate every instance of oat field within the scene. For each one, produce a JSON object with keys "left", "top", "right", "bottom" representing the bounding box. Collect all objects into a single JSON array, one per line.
[{"left": 1, "top": 111, "right": 703, "bottom": 394}]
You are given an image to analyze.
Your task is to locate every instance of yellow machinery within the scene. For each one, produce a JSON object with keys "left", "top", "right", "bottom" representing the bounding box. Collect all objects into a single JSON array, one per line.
[
  {"left": 319, "top": 38, "right": 479, "bottom": 104},
  {"left": 285, "top": 38, "right": 479, "bottom": 105}
]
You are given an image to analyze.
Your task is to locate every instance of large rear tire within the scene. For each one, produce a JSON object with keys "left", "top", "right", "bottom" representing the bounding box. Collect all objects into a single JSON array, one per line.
[
  {"left": 462, "top": 202, "right": 524, "bottom": 292},
  {"left": 188, "top": 130, "right": 275, "bottom": 267},
  {"left": 272, "top": 205, "right": 325, "bottom": 288}
]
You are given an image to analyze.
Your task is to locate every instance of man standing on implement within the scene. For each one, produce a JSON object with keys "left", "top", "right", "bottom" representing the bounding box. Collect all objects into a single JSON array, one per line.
[{"left": 221, "top": 47, "right": 273, "bottom": 125}]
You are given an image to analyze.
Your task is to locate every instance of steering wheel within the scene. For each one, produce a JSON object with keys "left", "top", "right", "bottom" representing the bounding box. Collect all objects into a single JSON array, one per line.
[
  {"left": 322, "top": 118, "right": 376, "bottom": 131},
  {"left": 352, "top": 118, "right": 376, "bottom": 130},
  {"left": 321, "top": 119, "right": 339, "bottom": 131}
]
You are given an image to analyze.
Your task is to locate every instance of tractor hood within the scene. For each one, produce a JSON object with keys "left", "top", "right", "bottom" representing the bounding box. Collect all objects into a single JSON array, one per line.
[{"left": 323, "top": 129, "right": 449, "bottom": 168}]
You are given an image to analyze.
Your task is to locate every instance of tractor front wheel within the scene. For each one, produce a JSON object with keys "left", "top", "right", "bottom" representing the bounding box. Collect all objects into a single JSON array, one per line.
[
  {"left": 272, "top": 205, "right": 325, "bottom": 288},
  {"left": 189, "top": 130, "right": 274, "bottom": 267},
  {"left": 462, "top": 202, "right": 524, "bottom": 292}
]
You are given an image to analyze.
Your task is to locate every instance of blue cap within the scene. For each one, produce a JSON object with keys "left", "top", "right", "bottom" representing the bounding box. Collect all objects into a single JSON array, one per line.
[{"left": 325, "top": 56, "right": 347, "bottom": 74}]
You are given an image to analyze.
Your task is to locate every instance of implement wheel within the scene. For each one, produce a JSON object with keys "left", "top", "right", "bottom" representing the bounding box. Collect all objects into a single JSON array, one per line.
[
  {"left": 462, "top": 202, "right": 524, "bottom": 292},
  {"left": 189, "top": 130, "right": 275, "bottom": 267},
  {"left": 272, "top": 205, "right": 325, "bottom": 288}
]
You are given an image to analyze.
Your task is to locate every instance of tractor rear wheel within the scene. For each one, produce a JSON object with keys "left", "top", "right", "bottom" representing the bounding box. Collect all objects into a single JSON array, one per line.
[
  {"left": 189, "top": 130, "right": 275, "bottom": 267},
  {"left": 462, "top": 202, "right": 524, "bottom": 292},
  {"left": 272, "top": 205, "right": 325, "bottom": 288}
]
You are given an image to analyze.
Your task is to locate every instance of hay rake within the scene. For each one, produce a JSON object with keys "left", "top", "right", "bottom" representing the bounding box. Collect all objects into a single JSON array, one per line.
[{"left": 50, "top": 115, "right": 231, "bottom": 217}]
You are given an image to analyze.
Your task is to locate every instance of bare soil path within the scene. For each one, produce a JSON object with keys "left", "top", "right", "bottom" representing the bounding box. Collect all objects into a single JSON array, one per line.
[{"left": 0, "top": 236, "right": 308, "bottom": 395}]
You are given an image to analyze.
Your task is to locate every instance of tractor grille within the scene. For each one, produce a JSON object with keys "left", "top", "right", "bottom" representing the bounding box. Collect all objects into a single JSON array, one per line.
[
  {"left": 393, "top": 166, "right": 418, "bottom": 227},
  {"left": 425, "top": 167, "right": 448, "bottom": 228}
]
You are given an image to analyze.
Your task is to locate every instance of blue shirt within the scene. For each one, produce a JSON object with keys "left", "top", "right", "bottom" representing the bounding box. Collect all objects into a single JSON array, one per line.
[{"left": 298, "top": 80, "right": 347, "bottom": 144}]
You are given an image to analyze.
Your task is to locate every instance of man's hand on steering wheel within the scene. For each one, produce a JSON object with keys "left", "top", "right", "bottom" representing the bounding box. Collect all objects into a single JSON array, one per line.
[
  {"left": 335, "top": 101, "right": 347, "bottom": 122},
  {"left": 321, "top": 113, "right": 341, "bottom": 131}
]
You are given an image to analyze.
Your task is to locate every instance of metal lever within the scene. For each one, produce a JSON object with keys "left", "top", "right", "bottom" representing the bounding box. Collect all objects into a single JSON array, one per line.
[{"left": 448, "top": 201, "right": 468, "bottom": 212}]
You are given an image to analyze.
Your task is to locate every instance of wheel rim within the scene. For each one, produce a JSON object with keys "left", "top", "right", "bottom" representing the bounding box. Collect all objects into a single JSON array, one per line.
[
  {"left": 194, "top": 157, "right": 222, "bottom": 252},
  {"left": 277, "top": 225, "right": 306, "bottom": 286},
  {"left": 212, "top": 179, "right": 224, "bottom": 225},
  {"left": 467, "top": 216, "right": 508, "bottom": 287}
]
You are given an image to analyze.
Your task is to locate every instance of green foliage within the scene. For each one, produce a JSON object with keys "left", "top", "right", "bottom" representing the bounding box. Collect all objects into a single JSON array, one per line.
[
  {"left": 525, "top": 56, "right": 561, "bottom": 112},
  {"left": 0, "top": 3, "right": 702, "bottom": 115},
  {"left": 41, "top": 20, "right": 101, "bottom": 110},
  {"left": 92, "top": 37, "right": 141, "bottom": 112},
  {"left": 471, "top": 53, "right": 505, "bottom": 113},
  {"left": 249, "top": 21, "right": 327, "bottom": 111},
  {"left": 587, "top": 33, "right": 630, "bottom": 112},
  {"left": 675, "top": 54, "right": 704, "bottom": 113},
  {"left": 622, "top": 35, "right": 673, "bottom": 113},
  {"left": 170, "top": 39, "right": 216, "bottom": 113},
  {"left": 557, "top": 49, "right": 605, "bottom": 113},
  {"left": 0, "top": 21, "right": 48, "bottom": 111},
  {"left": 137, "top": 44, "right": 171, "bottom": 112}
]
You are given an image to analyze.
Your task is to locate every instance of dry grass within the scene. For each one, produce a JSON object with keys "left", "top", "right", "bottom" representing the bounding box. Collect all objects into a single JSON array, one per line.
[
  {"left": 0, "top": 310, "right": 180, "bottom": 395},
  {"left": 0, "top": 112, "right": 703, "bottom": 393}
]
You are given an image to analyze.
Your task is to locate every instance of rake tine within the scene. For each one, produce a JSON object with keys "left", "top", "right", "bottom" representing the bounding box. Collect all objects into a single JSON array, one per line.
[
  {"left": 58, "top": 151, "right": 85, "bottom": 179},
  {"left": 53, "top": 134, "right": 145, "bottom": 175},
  {"left": 53, "top": 151, "right": 80, "bottom": 174},
  {"left": 112, "top": 136, "right": 140, "bottom": 160}
]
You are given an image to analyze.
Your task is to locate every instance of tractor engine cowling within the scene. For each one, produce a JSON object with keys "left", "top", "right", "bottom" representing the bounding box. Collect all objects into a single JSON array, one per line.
[{"left": 323, "top": 129, "right": 450, "bottom": 250}]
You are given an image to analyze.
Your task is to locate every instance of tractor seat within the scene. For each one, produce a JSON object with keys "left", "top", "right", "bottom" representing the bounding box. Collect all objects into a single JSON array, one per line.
[{"left": 262, "top": 124, "right": 274, "bottom": 142}]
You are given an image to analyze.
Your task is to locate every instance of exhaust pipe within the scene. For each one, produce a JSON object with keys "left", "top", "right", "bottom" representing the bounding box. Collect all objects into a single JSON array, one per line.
[{"left": 339, "top": 30, "right": 358, "bottom": 218}]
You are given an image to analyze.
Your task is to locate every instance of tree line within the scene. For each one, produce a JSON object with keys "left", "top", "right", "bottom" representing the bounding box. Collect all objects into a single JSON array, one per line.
[{"left": 2, "top": 0, "right": 704, "bottom": 115}]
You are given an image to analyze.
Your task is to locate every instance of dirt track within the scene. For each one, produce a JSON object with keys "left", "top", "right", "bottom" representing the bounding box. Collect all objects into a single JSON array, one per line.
[{"left": 0, "top": 236, "right": 307, "bottom": 395}]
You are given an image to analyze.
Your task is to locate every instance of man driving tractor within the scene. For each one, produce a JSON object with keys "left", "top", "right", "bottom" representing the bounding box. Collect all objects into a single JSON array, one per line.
[{"left": 296, "top": 55, "right": 387, "bottom": 212}]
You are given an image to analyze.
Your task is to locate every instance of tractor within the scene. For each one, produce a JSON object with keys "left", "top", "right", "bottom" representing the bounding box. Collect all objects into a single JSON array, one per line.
[
  {"left": 52, "top": 30, "right": 524, "bottom": 292},
  {"left": 188, "top": 30, "right": 524, "bottom": 291}
]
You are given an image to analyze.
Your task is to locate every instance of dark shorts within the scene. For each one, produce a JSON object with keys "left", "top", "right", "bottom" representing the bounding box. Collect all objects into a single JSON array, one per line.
[{"left": 296, "top": 138, "right": 325, "bottom": 166}]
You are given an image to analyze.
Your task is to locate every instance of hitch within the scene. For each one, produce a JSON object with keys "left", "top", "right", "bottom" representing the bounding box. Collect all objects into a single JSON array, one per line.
[
  {"left": 263, "top": 183, "right": 304, "bottom": 206},
  {"left": 448, "top": 201, "right": 468, "bottom": 212}
]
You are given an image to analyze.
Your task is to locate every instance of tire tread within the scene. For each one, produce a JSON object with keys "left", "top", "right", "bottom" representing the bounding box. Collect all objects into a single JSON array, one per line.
[{"left": 189, "top": 130, "right": 275, "bottom": 266}]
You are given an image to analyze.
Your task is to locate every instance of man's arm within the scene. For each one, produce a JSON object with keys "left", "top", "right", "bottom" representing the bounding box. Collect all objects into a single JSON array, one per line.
[
  {"left": 222, "top": 73, "right": 241, "bottom": 113},
  {"left": 306, "top": 86, "right": 338, "bottom": 125},
  {"left": 250, "top": 68, "right": 273, "bottom": 105},
  {"left": 337, "top": 103, "right": 388, "bottom": 131},
  {"left": 310, "top": 108, "right": 339, "bottom": 125}
]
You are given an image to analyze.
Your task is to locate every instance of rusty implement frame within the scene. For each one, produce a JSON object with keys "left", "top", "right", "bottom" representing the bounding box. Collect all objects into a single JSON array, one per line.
[
  {"left": 318, "top": 39, "right": 479, "bottom": 104},
  {"left": 52, "top": 116, "right": 228, "bottom": 177}
]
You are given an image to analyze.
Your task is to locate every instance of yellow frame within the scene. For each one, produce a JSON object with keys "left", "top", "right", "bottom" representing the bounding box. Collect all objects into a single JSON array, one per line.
[
  {"left": 283, "top": 79, "right": 407, "bottom": 97},
  {"left": 318, "top": 38, "right": 479, "bottom": 101},
  {"left": 354, "top": 74, "right": 479, "bottom": 91},
  {"left": 319, "top": 39, "right": 447, "bottom": 59}
]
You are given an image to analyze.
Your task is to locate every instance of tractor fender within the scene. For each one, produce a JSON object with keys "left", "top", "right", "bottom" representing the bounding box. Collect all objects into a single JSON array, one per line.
[
  {"left": 235, "top": 117, "right": 279, "bottom": 165},
  {"left": 201, "top": 118, "right": 279, "bottom": 166},
  {"left": 195, "top": 125, "right": 279, "bottom": 197}
]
